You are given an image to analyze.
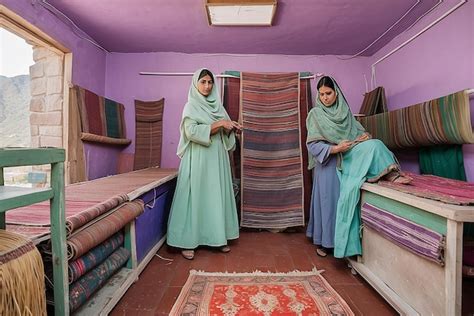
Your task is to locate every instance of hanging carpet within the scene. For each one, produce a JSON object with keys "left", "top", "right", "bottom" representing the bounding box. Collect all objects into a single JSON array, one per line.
[
  {"left": 240, "top": 72, "right": 305, "bottom": 228},
  {"left": 134, "top": 98, "right": 165, "bottom": 170}
]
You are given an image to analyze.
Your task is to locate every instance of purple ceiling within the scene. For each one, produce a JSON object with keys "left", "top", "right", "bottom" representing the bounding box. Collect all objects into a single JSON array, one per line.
[{"left": 46, "top": 0, "right": 439, "bottom": 56}]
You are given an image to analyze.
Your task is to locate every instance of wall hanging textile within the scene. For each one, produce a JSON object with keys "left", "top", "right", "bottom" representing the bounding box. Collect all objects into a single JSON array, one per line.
[
  {"left": 68, "top": 247, "right": 130, "bottom": 312},
  {"left": 223, "top": 71, "right": 312, "bottom": 227},
  {"left": 361, "top": 202, "right": 445, "bottom": 265},
  {"left": 419, "top": 145, "right": 467, "bottom": 181},
  {"left": 134, "top": 98, "right": 165, "bottom": 170},
  {"left": 358, "top": 90, "right": 474, "bottom": 149},
  {"left": 240, "top": 72, "right": 305, "bottom": 229},
  {"left": 72, "top": 85, "right": 131, "bottom": 145},
  {"left": 377, "top": 171, "right": 474, "bottom": 205},
  {"left": 358, "top": 86, "right": 388, "bottom": 116},
  {"left": 170, "top": 269, "right": 354, "bottom": 315},
  {"left": 0, "top": 230, "right": 46, "bottom": 316}
]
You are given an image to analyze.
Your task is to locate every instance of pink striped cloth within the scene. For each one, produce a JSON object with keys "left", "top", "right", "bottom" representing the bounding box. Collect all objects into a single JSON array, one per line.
[{"left": 377, "top": 172, "right": 474, "bottom": 205}]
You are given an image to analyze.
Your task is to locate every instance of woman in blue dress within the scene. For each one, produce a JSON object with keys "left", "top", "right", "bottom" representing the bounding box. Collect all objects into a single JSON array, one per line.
[{"left": 306, "top": 76, "right": 411, "bottom": 257}]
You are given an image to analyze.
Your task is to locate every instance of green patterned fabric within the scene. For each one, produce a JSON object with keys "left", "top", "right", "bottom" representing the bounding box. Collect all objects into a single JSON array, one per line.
[{"left": 419, "top": 145, "right": 466, "bottom": 181}]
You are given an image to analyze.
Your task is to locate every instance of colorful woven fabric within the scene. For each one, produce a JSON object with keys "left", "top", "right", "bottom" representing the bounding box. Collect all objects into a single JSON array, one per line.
[
  {"left": 68, "top": 232, "right": 124, "bottom": 284},
  {"left": 361, "top": 202, "right": 445, "bottom": 265},
  {"left": 240, "top": 72, "right": 305, "bottom": 229},
  {"left": 223, "top": 74, "right": 313, "bottom": 220},
  {"left": 73, "top": 85, "right": 129, "bottom": 142},
  {"left": 6, "top": 168, "right": 177, "bottom": 240},
  {"left": 134, "top": 98, "right": 164, "bottom": 170},
  {"left": 377, "top": 171, "right": 474, "bottom": 205},
  {"left": 69, "top": 247, "right": 130, "bottom": 312},
  {"left": 67, "top": 200, "right": 144, "bottom": 260},
  {"left": 358, "top": 90, "right": 474, "bottom": 149},
  {"left": 170, "top": 269, "right": 354, "bottom": 315},
  {"left": 359, "top": 86, "right": 387, "bottom": 116},
  {"left": 65, "top": 194, "right": 129, "bottom": 235}
]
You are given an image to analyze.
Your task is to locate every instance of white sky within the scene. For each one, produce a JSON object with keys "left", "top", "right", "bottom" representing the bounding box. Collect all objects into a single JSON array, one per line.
[{"left": 0, "top": 28, "right": 35, "bottom": 77}]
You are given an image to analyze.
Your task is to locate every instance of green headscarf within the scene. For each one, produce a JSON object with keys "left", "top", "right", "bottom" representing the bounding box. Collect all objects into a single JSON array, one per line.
[
  {"left": 306, "top": 76, "right": 365, "bottom": 169},
  {"left": 176, "top": 68, "right": 235, "bottom": 158}
]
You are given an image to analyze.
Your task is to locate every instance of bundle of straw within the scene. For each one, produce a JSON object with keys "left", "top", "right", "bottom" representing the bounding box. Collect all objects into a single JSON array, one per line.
[{"left": 0, "top": 230, "right": 46, "bottom": 316}]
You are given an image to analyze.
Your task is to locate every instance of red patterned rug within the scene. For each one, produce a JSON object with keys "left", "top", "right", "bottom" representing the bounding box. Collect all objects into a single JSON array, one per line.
[{"left": 170, "top": 269, "right": 354, "bottom": 315}]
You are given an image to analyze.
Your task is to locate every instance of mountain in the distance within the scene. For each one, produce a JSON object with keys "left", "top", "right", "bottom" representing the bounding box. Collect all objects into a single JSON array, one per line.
[{"left": 0, "top": 74, "right": 31, "bottom": 147}]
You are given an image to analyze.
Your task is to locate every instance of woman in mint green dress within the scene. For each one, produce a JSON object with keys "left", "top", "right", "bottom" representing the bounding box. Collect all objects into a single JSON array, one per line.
[
  {"left": 167, "top": 69, "right": 241, "bottom": 260},
  {"left": 307, "top": 76, "right": 411, "bottom": 258}
]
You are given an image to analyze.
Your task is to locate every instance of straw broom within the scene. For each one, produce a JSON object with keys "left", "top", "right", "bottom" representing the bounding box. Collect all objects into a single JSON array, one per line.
[{"left": 0, "top": 230, "right": 46, "bottom": 316}]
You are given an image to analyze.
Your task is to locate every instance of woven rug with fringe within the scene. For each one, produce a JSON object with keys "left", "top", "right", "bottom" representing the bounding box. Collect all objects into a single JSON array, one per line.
[{"left": 170, "top": 269, "right": 353, "bottom": 315}]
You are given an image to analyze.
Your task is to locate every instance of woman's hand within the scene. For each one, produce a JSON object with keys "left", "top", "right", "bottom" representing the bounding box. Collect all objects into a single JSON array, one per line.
[
  {"left": 355, "top": 132, "right": 370, "bottom": 142},
  {"left": 331, "top": 140, "right": 353, "bottom": 154},
  {"left": 211, "top": 120, "right": 242, "bottom": 135}
]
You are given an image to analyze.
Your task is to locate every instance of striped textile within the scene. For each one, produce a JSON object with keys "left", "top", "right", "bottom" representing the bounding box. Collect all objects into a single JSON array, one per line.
[
  {"left": 361, "top": 202, "right": 445, "bottom": 265},
  {"left": 377, "top": 171, "right": 474, "bottom": 205},
  {"left": 74, "top": 86, "right": 129, "bottom": 142},
  {"left": 68, "top": 232, "right": 124, "bottom": 284},
  {"left": 358, "top": 87, "right": 387, "bottom": 116},
  {"left": 6, "top": 168, "right": 177, "bottom": 241},
  {"left": 67, "top": 200, "right": 144, "bottom": 260},
  {"left": 134, "top": 99, "right": 164, "bottom": 170},
  {"left": 69, "top": 247, "right": 130, "bottom": 312},
  {"left": 358, "top": 90, "right": 474, "bottom": 149},
  {"left": 65, "top": 194, "right": 129, "bottom": 235},
  {"left": 240, "top": 72, "right": 305, "bottom": 228}
]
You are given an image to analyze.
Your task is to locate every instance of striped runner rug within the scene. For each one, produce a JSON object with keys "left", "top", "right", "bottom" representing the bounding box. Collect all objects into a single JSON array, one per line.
[
  {"left": 361, "top": 202, "right": 445, "bottom": 265},
  {"left": 240, "top": 72, "right": 305, "bottom": 228},
  {"left": 358, "top": 90, "right": 474, "bottom": 149}
]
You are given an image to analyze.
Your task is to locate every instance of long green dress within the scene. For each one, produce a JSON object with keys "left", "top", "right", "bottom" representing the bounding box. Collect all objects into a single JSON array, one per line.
[{"left": 167, "top": 69, "right": 239, "bottom": 249}]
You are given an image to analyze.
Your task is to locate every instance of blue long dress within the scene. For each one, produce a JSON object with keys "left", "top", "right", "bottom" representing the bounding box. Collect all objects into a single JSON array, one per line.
[{"left": 306, "top": 141, "right": 340, "bottom": 248}]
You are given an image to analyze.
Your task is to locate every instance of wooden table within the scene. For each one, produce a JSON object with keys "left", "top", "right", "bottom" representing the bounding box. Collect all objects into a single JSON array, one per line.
[{"left": 349, "top": 183, "right": 474, "bottom": 316}]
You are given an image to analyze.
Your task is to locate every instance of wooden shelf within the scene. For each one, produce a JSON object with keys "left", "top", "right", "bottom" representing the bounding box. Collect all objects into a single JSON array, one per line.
[
  {"left": 0, "top": 186, "right": 53, "bottom": 212},
  {"left": 74, "top": 268, "right": 137, "bottom": 316}
]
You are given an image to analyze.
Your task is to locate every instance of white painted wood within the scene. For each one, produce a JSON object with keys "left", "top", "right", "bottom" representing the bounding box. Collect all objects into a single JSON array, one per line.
[
  {"left": 445, "top": 220, "right": 463, "bottom": 316},
  {"left": 357, "top": 186, "right": 474, "bottom": 316},
  {"left": 360, "top": 228, "right": 444, "bottom": 315},
  {"left": 348, "top": 258, "right": 419, "bottom": 316},
  {"left": 362, "top": 183, "right": 474, "bottom": 221}
]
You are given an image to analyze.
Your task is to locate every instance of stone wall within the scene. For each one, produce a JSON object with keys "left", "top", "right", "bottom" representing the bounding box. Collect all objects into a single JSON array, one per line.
[{"left": 29, "top": 45, "right": 64, "bottom": 148}]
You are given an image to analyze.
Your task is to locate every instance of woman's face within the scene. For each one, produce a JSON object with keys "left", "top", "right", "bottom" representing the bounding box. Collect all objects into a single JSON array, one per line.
[
  {"left": 318, "top": 85, "right": 337, "bottom": 107},
  {"left": 197, "top": 75, "right": 214, "bottom": 97}
]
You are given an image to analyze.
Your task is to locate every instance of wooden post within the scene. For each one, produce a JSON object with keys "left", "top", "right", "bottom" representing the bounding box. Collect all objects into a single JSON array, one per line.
[{"left": 445, "top": 219, "right": 463, "bottom": 316}]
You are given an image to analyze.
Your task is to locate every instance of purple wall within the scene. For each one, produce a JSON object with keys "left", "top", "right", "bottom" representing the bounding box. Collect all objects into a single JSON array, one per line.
[
  {"left": 2, "top": 1, "right": 117, "bottom": 179},
  {"left": 2, "top": 1, "right": 107, "bottom": 94},
  {"left": 367, "top": 0, "right": 474, "bottom": 182},
  {"left": 105, "top": 52, "right": 370, "bottom": 168}
]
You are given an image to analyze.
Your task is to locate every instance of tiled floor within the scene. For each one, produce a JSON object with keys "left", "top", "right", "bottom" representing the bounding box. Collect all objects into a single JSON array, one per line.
[{"left": 111, "top": 228, "right": 474, "bottom": 315}]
